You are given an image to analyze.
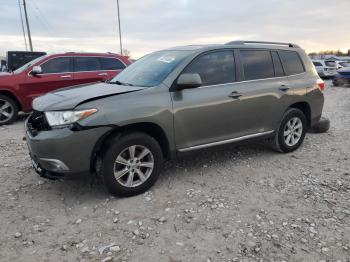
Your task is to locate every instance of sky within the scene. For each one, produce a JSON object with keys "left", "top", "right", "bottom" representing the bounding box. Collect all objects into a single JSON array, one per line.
[{"left": 0, "top": 0, "right": 349, "bottom": 59}]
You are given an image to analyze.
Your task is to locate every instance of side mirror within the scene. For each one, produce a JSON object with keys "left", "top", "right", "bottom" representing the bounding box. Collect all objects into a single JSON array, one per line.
[
  {"left": 177, "top": 73, "right": 202, "bottom": 89},
  {"left": 31, "top": 66, "right": 42, "bottom": 75}
]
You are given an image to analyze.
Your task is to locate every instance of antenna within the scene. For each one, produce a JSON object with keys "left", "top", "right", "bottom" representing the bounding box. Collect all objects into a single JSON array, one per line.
[{"left": 18, "top": 0, "right": 28, "bottom": 50}]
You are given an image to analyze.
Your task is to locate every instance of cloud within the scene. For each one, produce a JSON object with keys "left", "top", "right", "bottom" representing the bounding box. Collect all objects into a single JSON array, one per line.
[{"left": 0, "top": 0, "right": 349, "bottom": 58}]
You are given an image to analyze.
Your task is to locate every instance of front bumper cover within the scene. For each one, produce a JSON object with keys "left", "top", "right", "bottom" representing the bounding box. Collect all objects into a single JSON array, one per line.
[{"left": 25, "top": 117, "right": 112, "bottom": 175}]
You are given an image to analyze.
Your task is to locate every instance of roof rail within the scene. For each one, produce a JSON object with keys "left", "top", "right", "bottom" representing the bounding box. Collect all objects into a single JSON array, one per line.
[{"left": 225, "top": 40, "right": 300, "bottom": 48}]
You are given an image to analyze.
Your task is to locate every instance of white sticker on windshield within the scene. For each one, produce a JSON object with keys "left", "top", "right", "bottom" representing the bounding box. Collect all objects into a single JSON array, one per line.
[{"left": 157, "top": 56, "right": 176, "bottom": 63}]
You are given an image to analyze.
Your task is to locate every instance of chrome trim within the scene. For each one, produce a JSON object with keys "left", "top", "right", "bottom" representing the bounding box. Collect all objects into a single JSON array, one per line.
[
  {"left": 178, "top": 130, "right": 274, "bottom": 152},
  {"left": 196, "top": 72, "right": 306, "bottom": 89}
]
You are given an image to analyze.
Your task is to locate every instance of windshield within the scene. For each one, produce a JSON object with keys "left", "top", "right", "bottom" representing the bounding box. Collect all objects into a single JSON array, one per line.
[
  {"left": 110, "top": 50, "right": 190, "bottom": 87},
  {"left": 13, "top": 55, "right": 47, "bottom": 74}
]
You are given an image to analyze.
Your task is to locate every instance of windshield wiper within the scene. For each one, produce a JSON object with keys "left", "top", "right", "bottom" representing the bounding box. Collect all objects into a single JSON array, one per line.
[{"left": 110, "top": 80, "right": 134, "bottom": 86}]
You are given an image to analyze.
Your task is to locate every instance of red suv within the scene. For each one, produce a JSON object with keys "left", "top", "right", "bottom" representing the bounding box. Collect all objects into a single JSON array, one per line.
[{"left": 0, "top": 52, "right": 131, "bottom": 125}]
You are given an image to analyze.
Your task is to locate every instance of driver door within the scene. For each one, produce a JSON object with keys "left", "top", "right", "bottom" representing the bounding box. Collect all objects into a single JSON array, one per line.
[{"left": 22, "top": 57, "right": 74, "bottom": 105}]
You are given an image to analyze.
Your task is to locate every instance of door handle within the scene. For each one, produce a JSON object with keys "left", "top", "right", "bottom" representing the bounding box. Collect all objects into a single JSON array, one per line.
[
  {"left": 98, "top": 73, "right": 108, "bottom": 76},
  {"left": 279, "top": 84, "right": 290, "bottom": 92},
  {"left": 228, "top": 91, "right": 242, "bottom": 99},
  {"left": 60, "top": 75, "right": 72, "bottom": 78}
]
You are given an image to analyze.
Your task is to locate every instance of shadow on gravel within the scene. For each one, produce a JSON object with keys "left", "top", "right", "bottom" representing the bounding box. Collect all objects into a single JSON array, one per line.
[{"left": 34, "top": 141, "right": 276, "bottom": 201}]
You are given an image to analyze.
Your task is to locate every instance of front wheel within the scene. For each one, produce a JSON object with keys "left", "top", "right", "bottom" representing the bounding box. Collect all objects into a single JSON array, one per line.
[
  {"left": 271, "top": 108, "right": 307, "bottom": 153},
  {"left": 100, "top": 132, "right": 163, "bottom": 197},
  {"left": 0, "top": 95, "right": 18, "bottom": 126}
]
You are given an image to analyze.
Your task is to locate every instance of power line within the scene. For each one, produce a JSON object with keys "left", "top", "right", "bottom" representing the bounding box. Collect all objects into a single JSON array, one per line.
[
  {"left": 17, "top": 0, "right": 28, "bottom": 50},
  {"left": 29, "top": 0, "right": 53, "bottom": 33}
]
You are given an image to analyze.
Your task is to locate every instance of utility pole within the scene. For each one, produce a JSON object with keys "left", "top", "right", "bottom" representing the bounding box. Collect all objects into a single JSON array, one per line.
[
  {"left": 116, "top": 0, "right": 123, "bottom": 56},
  {"left": 18, "top": 0, "right": 28, "bottom": 51},
  {"left": 23, "top": 0, "right": 33, "bottom": 51}
]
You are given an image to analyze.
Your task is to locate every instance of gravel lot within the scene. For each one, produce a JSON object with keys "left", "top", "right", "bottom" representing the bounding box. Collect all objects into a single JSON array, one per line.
[{"left": 0, "top": 81, "right": 349, "bottom": 262}]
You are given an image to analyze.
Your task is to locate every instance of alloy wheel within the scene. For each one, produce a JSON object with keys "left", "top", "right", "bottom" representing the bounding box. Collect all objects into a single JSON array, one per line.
[
  {"left": 283, "top": 117, "right": 303, "bottom": 147},
  {"left": 0, "top": 99, "right": 14, "bottom": 124},
  {"left": 113, "top": 145, "right": 154, "bottom": 188}
]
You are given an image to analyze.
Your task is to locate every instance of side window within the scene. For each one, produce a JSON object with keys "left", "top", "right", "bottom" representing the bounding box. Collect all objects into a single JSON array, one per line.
[
  {"left": 278, "top": 51, "right": 305, "bottom": 75},
  {"left": 74, "top": 57, "right": 101, "bottom": 72},
  {"left": 183, "top": 51, "right": 235, "bottom": 86},
  {"left": 240, "top": 50, "right": 274, "bottom": 80},
  {"left": 313, "top": 61, "right": 322, "bottom": 66},
  {"left": 41, "top": 57, "right": 71, "bottom": 74},
  {"left": 100, "top": 57, "right": 126, "bottom": 70},
  {"left": 271, "top": 51, "right": 284, "bottom": 77}
]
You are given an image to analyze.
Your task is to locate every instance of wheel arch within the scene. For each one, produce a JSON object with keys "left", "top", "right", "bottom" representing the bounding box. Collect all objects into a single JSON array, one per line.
[
  {"left": 289, "top": 101, "right": 311, "bottom": 128},
  {"left": 90, "top": 122, "right": 172, "bottom": 172},
  {"left": 0, "top": 89, "right": 22, "bottom": 111}
]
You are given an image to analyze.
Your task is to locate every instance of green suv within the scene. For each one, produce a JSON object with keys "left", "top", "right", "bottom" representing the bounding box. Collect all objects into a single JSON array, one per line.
[{"left": 25, "top": 41, "right": 325, "bottom": 196}]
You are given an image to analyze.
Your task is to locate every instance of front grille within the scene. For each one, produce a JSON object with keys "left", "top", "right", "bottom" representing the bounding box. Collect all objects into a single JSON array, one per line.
[{"left": 27, "top": 111, "right": 51, "bottom": 136}]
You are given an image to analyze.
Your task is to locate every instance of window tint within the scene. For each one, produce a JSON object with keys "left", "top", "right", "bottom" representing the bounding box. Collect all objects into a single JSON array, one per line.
[
  {"left": 278, "top": 51, "right": 305, "bottom": 75},
  {"left": 75, "top": 57, "right": 101, "bottom": 72},
  {"left": 183, "top": 51, "right": 235, "bottom": 86},
  {"left": 271, "top": 51, "right": 284, "bottom": 77},
  {"left": 313, "top": 61, "right": 322, "bottom": 66},
  {"left": 41, "top": 57, "right": 71, "bottom": 74},
  {"left": 100, "top": 57, "right": 126, "bottom": 70},
  {"left": 240, "top": 50, "right": 274, "bottom": 80}
]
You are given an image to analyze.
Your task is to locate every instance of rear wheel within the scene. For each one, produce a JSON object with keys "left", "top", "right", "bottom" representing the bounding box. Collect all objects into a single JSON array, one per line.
[
  {"left": 271, "top": 108, "right": 307, "bottom": 153},
  {"left": 101, "top": 132, "right": 163, "bottom": 197},
  {"left": 0, "top": 95, "right": 18, "bottom": 126}
]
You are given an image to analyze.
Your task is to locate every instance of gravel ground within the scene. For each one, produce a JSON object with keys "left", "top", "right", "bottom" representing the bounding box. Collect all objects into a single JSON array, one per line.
[{"left": 0, "top": 81, "right": 349, "bottom": 262}]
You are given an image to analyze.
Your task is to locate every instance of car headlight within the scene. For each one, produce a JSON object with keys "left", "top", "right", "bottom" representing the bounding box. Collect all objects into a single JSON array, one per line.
[{"left": 44, "top": 109, "right": 97, "bottom": 127}]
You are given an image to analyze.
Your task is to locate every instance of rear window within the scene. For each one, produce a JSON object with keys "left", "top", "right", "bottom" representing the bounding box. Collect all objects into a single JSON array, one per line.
[
  {"left": 325, "top": 61, "right": 336, "bottom": 67},
  {"left": 75, "top": 57, "right": 101, "bottom": 72},
  {"left": 313, "top": 61, "right": 322, "bottom": 66},
  {"left": 278, "top": 51, "right": 305, "bottom": 75},
  {"left": 240, "top": 50, "right": 274, "bottom": 80},
  {"left": 100, "top": 57, "right": 126, "bottom": 70}
]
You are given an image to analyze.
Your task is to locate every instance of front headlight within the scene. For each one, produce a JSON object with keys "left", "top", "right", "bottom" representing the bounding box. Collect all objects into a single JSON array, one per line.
[{"left": 45, "top": 109, "right": 97, "bottom": 127}]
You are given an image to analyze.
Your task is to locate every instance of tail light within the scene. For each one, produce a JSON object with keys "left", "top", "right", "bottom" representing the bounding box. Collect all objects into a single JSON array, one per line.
[{"left": 317, "top": 79, "right": 325, "bottom": 91}]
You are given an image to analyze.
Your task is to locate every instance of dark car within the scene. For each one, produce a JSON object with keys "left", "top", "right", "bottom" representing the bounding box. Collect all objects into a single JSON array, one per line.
[
  {"left": 25, "top": 41, "right": 325, "bottom": 197},
  {"left": 333, "top": 67, "right": 350, "bottom": 86},
  {"left": 0, "top": 52, "right": 131, "bottom": 125}
]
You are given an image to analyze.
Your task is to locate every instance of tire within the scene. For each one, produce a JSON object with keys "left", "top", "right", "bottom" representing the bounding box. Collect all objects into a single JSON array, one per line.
[
  {"left": 271, "top": 108, "right": 307, "bottom": 153},
  {"left": 100, "top": 132, "right": 163, "bottom": 197},
  {"left": 310, "top": 117, "right": 330, "bottom": 133},
  {"left": 333, "top": 79, "right": 344, "bottom": 87},
  {"left": 0, "top": 95, "right": 18, "bottom": 126}
]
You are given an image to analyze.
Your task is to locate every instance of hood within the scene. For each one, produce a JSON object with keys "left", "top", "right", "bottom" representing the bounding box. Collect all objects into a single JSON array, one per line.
[{"left": 32, "top": 82, "right": 146, "bottom": 111}]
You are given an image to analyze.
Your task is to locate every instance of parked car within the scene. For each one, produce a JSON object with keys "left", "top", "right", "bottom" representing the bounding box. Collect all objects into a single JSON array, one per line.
[
  {"left": 26, "top": 41, "right": 325, "bottom": 197},
  {"left": 312, "top": 60, "right": 337, "bottom": 78},
  {"left": 0, "top": 52, "right": 131, "bottom": 125},
  {"left": 333, "top": 67, "right": 350, "bottom": 86},
  {"left": 335, "top": 61, "right": 350, "bottom": 69}
]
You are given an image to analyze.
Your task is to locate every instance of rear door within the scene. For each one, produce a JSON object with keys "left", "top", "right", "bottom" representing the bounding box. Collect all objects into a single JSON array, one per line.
[
  {"left": 232, "top": 49, "right": 292, "bottom": 133},
  {"left": 73, "top": 57, "right": 109, "bottom": 85},
  {"left": 100, "top": 57, "right": 126, "bottom": 79},
  {"left": 23, "top": 56, "right": 73, "bottom": 103}
]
